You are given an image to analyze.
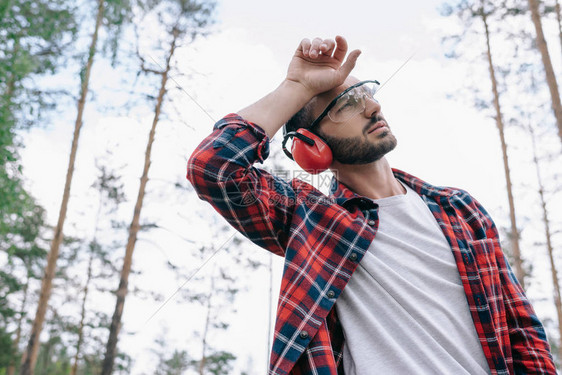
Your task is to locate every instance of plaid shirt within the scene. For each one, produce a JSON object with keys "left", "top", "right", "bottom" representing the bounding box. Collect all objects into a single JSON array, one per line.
[{"left": 187, "top": 113, "right": 556, "bottom": 375}]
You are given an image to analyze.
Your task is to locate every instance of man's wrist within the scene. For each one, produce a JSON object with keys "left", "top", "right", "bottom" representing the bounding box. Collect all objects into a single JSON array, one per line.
[{"left": 280, "top": 78, "right": 316, "bottom": 104}]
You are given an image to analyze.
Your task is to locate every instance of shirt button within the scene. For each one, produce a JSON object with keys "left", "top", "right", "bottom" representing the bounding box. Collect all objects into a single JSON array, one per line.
[
  {"left": 299, "top": 330, "right": 309, "bottom": 339},
  {"left": 350, "top": 253, "right": 358, "bottom": 261},
  {"left": 327, "top": 290, "right": 335, "bottom": 298},
  {"left": 367, "top": 219, "right": 376, "bottom": 226}
]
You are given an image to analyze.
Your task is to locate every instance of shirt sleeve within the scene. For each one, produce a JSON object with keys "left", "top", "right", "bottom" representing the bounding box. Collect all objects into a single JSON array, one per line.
[
  {"left": 470, "top": 195, "right": 557, "bottom": 374},
  {"left": 186, "top": 113, "right": 296, "bottom": 256}
]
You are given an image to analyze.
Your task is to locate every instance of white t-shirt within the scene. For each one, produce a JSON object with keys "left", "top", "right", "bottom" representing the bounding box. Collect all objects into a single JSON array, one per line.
[{"left": 335, "top": 182, "right": 491, "bottom": 375}]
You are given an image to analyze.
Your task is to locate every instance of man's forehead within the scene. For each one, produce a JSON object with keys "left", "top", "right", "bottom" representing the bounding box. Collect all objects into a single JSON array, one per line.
[
  {"left": 324, "top": 76, "right": 361, "bottom": 98},
  {"left": 312, "top": 76, "right": 362, "bottom": 115}
]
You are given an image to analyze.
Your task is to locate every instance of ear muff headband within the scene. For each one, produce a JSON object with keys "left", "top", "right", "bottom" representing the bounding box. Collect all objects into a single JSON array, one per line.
[
  {"left": 282, "top": 130, "right": 314, "bottom": 160},
  {"left": 282, "top": 128, "right": 332, "bottom": 174}
]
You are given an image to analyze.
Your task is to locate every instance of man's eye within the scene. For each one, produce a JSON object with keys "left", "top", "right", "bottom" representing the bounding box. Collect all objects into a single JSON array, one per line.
[{"left": 337, "top": 102, "right": 353, "bottom": 112}]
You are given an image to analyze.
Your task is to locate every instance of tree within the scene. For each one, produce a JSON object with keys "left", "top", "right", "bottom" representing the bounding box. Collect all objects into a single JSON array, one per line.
[
  {"left": 19, "top": 1, "right": 104, "bottom": 371},
  {"left": 0, "top": 0, "right": 76, "bottom": 170},
  {"left": 526, "top": 0, "right": 562, "bottom": 144},
  {"left": 34, "top": 307, "right": 72, "bottom": 375},
  {"left": 101, "top": 1, "right": 216, "bottom": 373},
  {"left": 71, "top": 163, "right": 125, "bottom": 375},
  {"left": 528, "top": 122, "right": 562, "bottom": 365},
  {"left": 20, "top": 0, "right": 136, "bottom": 372},
  {"left": 441, "top": 0, "right": 527, "bottom": 287},
  {"left": 151, "top": 332, "right": 191, "bottom": 375},
  {"left": 505, "top": 56, "right": 562, "bottom": 365},
  {"left": 168, "top": 230, "right": 241, "bottom": 375},
  {"left": 2, "top": 202, "right": 48, "bottom": 375},
  {"left": 190, "top": 262, "right": 238, "bottom": 375},
  {"left": 0, "top": 1, "right": 75, "bottom": 369},
  {"left": 478, "top": 0, "right": 527, "bottom": 287}
]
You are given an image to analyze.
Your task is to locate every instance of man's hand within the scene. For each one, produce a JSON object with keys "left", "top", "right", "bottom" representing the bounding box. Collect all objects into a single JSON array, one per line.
[
  {"left": 238, "top": 35, "right": 360, "bottom": 139},
  {"left": 286, "top": 36, "right": 361, "bottom": 98}
]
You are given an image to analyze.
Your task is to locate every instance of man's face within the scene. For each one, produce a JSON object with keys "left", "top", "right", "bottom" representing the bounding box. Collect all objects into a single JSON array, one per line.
[{"left": 312, "top": 77, "right": 397, "bottom": 165}]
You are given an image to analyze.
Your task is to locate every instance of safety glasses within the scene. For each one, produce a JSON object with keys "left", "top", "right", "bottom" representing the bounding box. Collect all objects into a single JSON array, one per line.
[{"left": 309, "top": 80, "right": 380, "bottom": 129}]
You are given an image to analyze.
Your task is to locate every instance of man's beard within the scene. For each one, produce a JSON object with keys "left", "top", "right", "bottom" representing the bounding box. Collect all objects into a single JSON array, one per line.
[{"left": 317, "top": 125, "right": 397, "bottom": 165}]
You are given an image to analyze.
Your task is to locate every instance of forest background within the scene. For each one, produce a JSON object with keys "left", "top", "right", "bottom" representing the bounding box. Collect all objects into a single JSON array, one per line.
[{"left": 1, "top": 0, "right": 562, "bottom": 374}]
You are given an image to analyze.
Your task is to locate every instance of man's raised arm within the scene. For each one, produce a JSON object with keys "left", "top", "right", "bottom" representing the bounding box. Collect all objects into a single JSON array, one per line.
[{"left": 238, "top": 35, "right": 361, "bottom": 139}]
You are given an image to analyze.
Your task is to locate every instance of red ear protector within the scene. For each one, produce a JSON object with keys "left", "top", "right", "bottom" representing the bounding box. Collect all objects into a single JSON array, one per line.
[{"left": 282, "top": 127, "right": 332, "bottom": 174}]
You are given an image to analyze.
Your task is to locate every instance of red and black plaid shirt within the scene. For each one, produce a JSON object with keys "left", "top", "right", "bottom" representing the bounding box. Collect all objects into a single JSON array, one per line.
[{"left": 187, "top": 113, "right": 556, "bottom": 374}]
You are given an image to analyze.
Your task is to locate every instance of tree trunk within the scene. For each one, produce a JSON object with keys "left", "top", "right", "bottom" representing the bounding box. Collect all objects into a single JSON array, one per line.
[
  {"left": 7, "top": 272, "right": 30, "bottom": 375},
  {"left": 100, "top": 28, "right": 178, "bottom": 375},
  {"left": 480, "top": 2, "right": 526, "bottom": 289},
  {"left": 528, "top": 123, "right": 562, "bottom": 363},
  {"left": 19, "top": 0, "right": 104, "bottom": 373},
  {"left": 527, "top": 0, "right": 562, "bottom": 144}
]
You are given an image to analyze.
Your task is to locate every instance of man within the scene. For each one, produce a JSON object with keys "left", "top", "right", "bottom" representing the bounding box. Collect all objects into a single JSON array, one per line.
[{"left": 187, "top": 36, "right": 556, "bottom": 374}]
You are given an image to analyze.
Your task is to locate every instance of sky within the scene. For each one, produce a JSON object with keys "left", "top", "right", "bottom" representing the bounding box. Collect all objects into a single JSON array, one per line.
[{"left": 17, "top": 0, "right": 562, "bottom": 373}]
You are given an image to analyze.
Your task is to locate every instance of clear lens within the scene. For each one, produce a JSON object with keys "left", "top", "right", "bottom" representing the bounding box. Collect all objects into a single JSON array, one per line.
[{"left": 327, "top": 82, "right": 380, "bottom": 123}]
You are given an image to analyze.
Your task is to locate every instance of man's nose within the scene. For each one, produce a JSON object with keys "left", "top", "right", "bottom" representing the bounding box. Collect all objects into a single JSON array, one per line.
[{"left": 363, "top": 97, "right": 381, "bottom": 118}]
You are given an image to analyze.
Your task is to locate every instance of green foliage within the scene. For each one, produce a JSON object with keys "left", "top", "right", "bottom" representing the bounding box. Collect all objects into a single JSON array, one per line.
[
  {"left": 151, "top": 333, "right": 192, "bottom": 375},
  {"left": 113, "top": 351, "right": 133, "bottom": 374},
  {"left": 102, "top": 0, "right": 135, "bottom": 66},
  {"left": 155, "top": 350, "right": 190, "bottom": 375},
  {"left": 137, "top": 0, "right": 216, "bottom": 64},
  {"left": 0, "top": 326, "right": 14, "bottom": 368},
  {"left": 0, "top": 0, "right": 77, "bottom": 278},
  {"left": 0, "top": 191, "right": 47, "bottom": 367},
  {"left": 0, "top": 0, "right": 77, "bottom": 136},
  {"left": 0, "top": 1, "right": 76, "bottom": 368},
  {"left": 34, "top": 333, "right": 72, "bottom": 375},
  {"left": 204, "top": 351, "right": 236, "bottom": 375},
  {"left": 0, "top": 268, "right": 20, "bottom": 318},
  {"left": 66, "top": 163, "right": 127, "bottom": 372},
  {"left": 189, "top": 351, "right": 236, "bottom": 375},
  {"left": 0, "top": 0, "right": 77, "bottom": 207}
]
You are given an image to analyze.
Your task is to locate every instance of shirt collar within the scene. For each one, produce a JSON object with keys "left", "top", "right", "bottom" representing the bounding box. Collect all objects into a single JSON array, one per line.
[{"left": 328, "top": 168, "right": 459, "bottom": 210}]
